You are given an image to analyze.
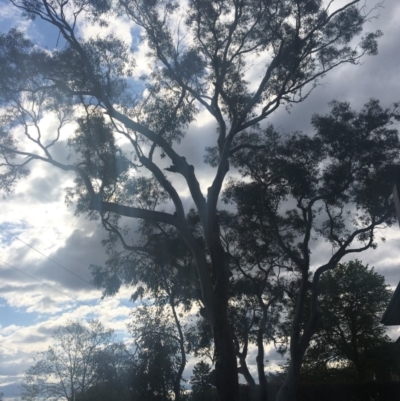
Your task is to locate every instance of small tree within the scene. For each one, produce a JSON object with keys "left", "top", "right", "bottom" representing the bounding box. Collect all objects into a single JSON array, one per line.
[
  {"left": 129, "top": 304, "right": 185, "bottom": 401},
  {"left": 75, "top": 344, "right": 133, "bottom": 401},
  {"left": 301, "top": 260, "right": 393, "bottom": 382},
  {"left": 190, "top": 361, "right": 217, "bottom": 401},
  {"left": 95, "top": 220, "right": 196, "bottom": 401},
  {"left": 21, "top": 320, "right": 130, "bottom": 401}
]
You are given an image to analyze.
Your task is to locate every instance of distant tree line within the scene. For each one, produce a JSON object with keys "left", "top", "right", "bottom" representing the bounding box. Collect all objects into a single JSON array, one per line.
[{"left": 19, "top": 260, "right": 400, "bottom": 401}]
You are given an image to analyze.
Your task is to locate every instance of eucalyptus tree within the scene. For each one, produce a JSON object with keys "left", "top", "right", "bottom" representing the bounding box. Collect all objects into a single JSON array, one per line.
[
  {"left": 0, "top": 0, "right": 383, "bottom": 399},
  {"left": 224, "top": 99, "right": 400, "bottom": 400},
  {"left": 93, "top": 220, "right": 197, "bottom": 401},
  {"left": 20, "top": 320, "right": 130, "bottom": 401}
]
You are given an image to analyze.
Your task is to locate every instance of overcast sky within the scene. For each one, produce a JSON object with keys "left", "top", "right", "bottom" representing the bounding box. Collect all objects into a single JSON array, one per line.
[{"left": 1, "top": 0, "right": 400, "bottom": 398}]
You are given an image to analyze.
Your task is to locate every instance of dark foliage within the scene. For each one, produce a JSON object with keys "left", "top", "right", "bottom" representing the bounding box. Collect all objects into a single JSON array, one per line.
[
  {"left": 0, "top": 0, "right": 388, "bottom": 399},
  {"left": 300, "top": 260, "right": 393, "bottom": 381}
]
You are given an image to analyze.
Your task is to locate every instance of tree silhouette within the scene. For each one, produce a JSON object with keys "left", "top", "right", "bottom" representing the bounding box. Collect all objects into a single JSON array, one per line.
[
  {"left": 224, "top": 99, "right": 400, "bottom": 400},
  {"left": 20, "top": 320, "right": 130, "bottom": 401},
  {"left": 190, "top": 361, "right": 217, "bottom": 401},
  {"left": 300, "top": 260, "right": 393, "bottom": 382},
  {"left": 0, "top": 1, "right": 384, "bottom": 399},
  {"left": 129, "top": 302, "right": 187, "bottom": 401}
]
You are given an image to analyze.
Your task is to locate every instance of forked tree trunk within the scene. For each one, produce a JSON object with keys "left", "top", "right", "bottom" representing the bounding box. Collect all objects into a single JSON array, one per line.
[
  {"left": 238, "top": 356, "right": 257, "bottom": 390},
  {"left": 275, "top": 272, "right": 317, "bottom": 401},
  {"left": 238, "top": 358, "right": 259, "bottom": 401}
]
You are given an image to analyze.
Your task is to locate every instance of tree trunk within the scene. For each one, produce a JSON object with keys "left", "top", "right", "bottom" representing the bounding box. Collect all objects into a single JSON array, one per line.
[
  {"left": 212, "top": 294, "right": 240, "bottom": 401},
  {"left": 208, "top": 243, "right": 240, "bottom": 401},
  {"left": 275, "top": 308, "right": 319, "bottom": 401},
  {"left": 275, "top": 272, "right": 313, "bottom": 401},
  {"left": 274, "top": 356, "right": 302, "bottom": 401},
  {"left": 199, "top": 216, "right": 240, "bottom": 401},
  {"left": 177, "top": 224, "right": 240, "bottom": 401},
  {"left": 167, "top": 289, "right": 186, "bottom": 401},
  {"left": 235, "top": 320, "right": 257, "bottom": 397},
  {"left": 256, "top": 327, "right": 268, "bottom": 401},
  {"left": 238, "top": 356, "right": 258, "bottom": 401},
  {"left": 171, "top": 307, "right": 185, "bottom": 401}
]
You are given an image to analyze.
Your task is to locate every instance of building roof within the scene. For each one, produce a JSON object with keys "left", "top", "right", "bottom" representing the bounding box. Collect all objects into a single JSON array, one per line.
[
  {"left": 381, "top": 182, "right": 400, "bottom": 326},
  {"left": 382, "top": 281, "right": 400, "bottom": 325}
]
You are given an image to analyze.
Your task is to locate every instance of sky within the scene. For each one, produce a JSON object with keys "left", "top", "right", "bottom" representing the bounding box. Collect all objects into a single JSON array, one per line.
[{"left": 1, "top": 0, "right": 400, "bottom": 398}]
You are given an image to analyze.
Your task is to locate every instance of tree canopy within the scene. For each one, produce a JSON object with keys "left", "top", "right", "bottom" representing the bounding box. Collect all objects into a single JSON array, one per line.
[
  {"left": 0, "top": 0, "right": 389, "bottom": 400},
  {"left": 190, "top": 361, "right": 217, "bottom": 401},
  {"left": 129, "top": 302, "right": 187, "bottom": 401},
  {"left": 300, "top": 260, "right": 393, "bottom": 382},
  {"left": 223, "top": 98, "right": 400, "bottom": 400},
  {"left": 20, "top": 320, "right": 131, "bottom": 401}
]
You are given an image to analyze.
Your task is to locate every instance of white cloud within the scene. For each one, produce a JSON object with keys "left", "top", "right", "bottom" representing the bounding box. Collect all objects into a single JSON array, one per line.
[
  {"left": 0, "top": 0, "right": 32, "bottom": 33},
  {"left": 78, "top": 14, "right": 135, "bottom": 46}
]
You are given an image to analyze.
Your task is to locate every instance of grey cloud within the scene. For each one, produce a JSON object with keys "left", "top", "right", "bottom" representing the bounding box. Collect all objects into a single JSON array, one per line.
[
  {"left": 265, "top": 350, "right": 287, "bottom": 370},
  {"left": 21, "top": 333, "right": 48, "bottom": 343},
  {"left": 161, "top": 0, "right": 400, "bottom": 208},
  {"left": 308, "top": 238, "right": 400, "bottom": 287},
  {"left": 24, "top": 176, "right": 64, "bottom": 204},
  {"left": 373, "top": 266, "right": 400, "bottom": 288},
  {"left": 267, "top": 1, "right": 400, "bottom": 135},
  {"left": 2, "top": 238, "right": 32, "bottom": 264},
  {"left": 32, "top": 228, "right": 108, "bottom": 292},
  {"left": 36, "top": 296, "right": 60, "bottom": 311},
  {"left": 50, "top": 139, "right": 75, "bottom": 165},
  {"left": 0, "top": 381, "right": 22, "bottom": 399},
  {"left": 36, "top": 324, "right": 60, "bottom": 338},
  {"left": 15, "top": 165, "right": 74, "bottom": 205},
  {"left": 0, "top": 283, "right": 40, "bottom": 295},
  {"left": 178, "top": 121, "right": 218, "bottom": 169},
  {"left": 0, "top": 363, "right": 26, "bottom": 376},
  {"left": 386, "top": 326, "right": 400, "bottom": 341},
  {"left": 1, "top": 226, "right": 109, "bottom": 314}
]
